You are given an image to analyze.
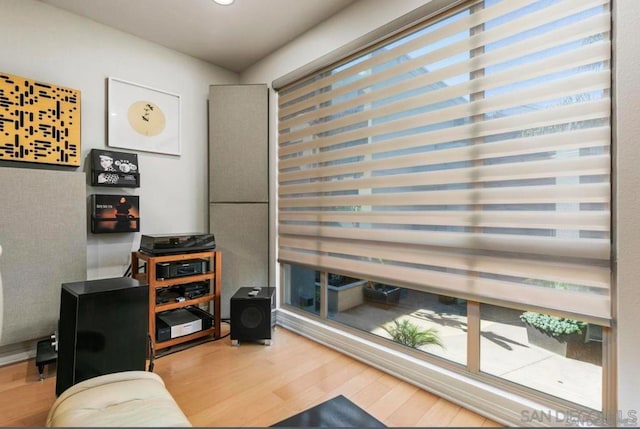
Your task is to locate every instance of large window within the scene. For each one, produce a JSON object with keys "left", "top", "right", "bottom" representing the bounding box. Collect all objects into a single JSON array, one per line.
[{"left": 277, "top": 0, "right": 611, "bottom": 414}]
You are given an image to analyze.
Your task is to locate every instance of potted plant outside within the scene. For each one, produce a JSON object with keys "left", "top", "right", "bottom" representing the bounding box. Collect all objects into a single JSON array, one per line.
[
  {"left": 520, "top": 312, "right": 601, "bottom": 365},
  {"left": 383, "top": 319, "right": 443, "bottom": 349}
]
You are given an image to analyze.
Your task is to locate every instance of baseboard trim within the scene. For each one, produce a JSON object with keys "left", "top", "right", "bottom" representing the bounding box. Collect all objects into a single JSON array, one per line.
[
  {"left": 0, "top": 338, "right": 39, "bottom": 367},
  {"left": 276, "top": 308, "right": 571, "bottom": 428}
]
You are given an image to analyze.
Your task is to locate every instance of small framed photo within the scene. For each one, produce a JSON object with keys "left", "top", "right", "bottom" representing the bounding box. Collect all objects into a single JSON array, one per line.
[
  {"left": 90, "top": 149, "right": 140, "bottom": 187},
  {"left": 107, "top": 77, "right": 180, "bottom": 156},
  {"left": 91, "top": 194, "right": 140, "bottom": 233}
]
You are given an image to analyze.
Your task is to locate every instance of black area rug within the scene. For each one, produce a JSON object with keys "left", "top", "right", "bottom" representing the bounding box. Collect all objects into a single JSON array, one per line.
[{"left": 271, "top": 395, "right": 386, "bottom": 428}]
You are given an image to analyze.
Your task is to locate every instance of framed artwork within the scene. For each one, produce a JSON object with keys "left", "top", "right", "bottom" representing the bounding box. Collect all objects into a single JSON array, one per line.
[
  {"left": 90, "top": 148, "right": 140, "bottom": 187},
  {"left": 107, "top": 77, "right": 180, "bottom": 155},
  {"left": 91, "top": 194, "right": 140, "bottom": 233}
]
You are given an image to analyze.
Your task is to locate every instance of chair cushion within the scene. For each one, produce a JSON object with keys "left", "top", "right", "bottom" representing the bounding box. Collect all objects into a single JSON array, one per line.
[{"left": 46, "top": 371, "right": 191, "bottom": 427}]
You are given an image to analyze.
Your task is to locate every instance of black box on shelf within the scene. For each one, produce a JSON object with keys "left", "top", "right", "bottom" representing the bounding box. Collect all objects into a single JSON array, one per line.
[
  {"left": 155, "top": 259, "right": 209, "bottom": 280},
  {"left": 177, "top": 281, "right": 210, "bottom": 299}
]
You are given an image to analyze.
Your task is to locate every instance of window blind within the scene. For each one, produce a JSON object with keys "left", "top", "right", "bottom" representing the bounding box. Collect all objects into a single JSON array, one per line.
[{"left": 277, "top": 0, "right": 611, "bottom": 324}]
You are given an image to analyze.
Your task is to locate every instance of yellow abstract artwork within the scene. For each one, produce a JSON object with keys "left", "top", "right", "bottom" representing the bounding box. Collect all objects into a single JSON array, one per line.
[{"left": 0, "top": 72, "right": 80, "bottom": 166}]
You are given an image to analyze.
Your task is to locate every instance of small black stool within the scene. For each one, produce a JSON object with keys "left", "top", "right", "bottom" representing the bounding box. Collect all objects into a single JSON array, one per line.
[{"left": 35, "top": 339, "right": 57, "bottom": 381}]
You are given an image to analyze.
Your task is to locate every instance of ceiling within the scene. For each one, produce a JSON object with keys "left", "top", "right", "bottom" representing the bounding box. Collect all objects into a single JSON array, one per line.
[{"left": 39, "top": 0, "right": 357, "bottom": 73}]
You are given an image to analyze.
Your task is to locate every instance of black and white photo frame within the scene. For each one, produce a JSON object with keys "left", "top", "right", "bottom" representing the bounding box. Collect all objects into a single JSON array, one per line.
[{"left": 90, "top": 148, "right": 140, "bottom": 187}]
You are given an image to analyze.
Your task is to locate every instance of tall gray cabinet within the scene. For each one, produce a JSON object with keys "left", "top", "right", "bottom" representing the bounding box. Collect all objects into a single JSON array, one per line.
[{"left": 208, "top": 84, "right": 269, "bottom": 319}]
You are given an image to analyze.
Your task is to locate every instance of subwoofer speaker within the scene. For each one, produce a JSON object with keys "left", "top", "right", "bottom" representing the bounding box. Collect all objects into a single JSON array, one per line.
[{"left": 230, "top": 287, "right": 274, "bottom": 345}]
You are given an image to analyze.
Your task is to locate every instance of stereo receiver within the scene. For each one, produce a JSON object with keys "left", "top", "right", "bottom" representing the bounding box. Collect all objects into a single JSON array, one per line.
[
  {"left": 156, "top": 307, "right": 213, "bottom": 342},
  {"left": 156, "top": 259, "right": 209, "bottom": 280}
]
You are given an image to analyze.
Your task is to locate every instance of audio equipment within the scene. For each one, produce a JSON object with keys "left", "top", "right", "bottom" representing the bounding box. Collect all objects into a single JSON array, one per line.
[
  {"left": 56, "top": 277, "right": 148, "bottom": 396},
  {"left": 155, "top": 306, "right": 213, "bottom": 342},
  {"left": 139, "top": 233, "right": 215, "bottom": 255},
  {"left": 155, "top": 281, "right": 209, "bottom": 305},
  {"left": 178, "top": 281, "right": 210, "bottom": 299},
  {"left": 230, "top": 287, "right": 274, "bottom": 345},
  {"left": 155, "top": 259, "right": 209, "bottom": 280}
]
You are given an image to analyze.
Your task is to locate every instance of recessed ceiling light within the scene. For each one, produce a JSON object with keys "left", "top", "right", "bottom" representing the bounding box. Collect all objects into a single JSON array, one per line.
[{"left": 213, "top": 0, "right": 234, "bottom": 5}]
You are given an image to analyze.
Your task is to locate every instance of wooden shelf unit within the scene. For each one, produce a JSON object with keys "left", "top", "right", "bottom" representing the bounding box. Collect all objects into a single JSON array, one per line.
[{"left": 131, "top": 250, "right": 221, "bottom": 353}]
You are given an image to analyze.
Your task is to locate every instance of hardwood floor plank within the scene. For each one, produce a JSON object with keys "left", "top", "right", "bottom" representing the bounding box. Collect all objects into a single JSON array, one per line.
[
  {"left": 326, "top": 365, "right": 384, "bottom": 398},
  {"left": 0, "top": 375, "right": 56, "bottom": 424},
  {"left": 386, "top": 388, "right": 440, "bottom": 427},
  {"left": 245, "top": 401, "right": 299, "bottom": 427},
  {"left": 190, "top": 390, "right": 284, "bottom": 427},
  {"left": 417, "top": 397, "right": 462, "bottom": 426},
  {"left": 315, "top": 356, "right": 369, "bottom": 393},
  {"left": 0, "top": 326, "right": 500, "bottom": 427},
  {"left": 369, "top": 379, "right": 420, "bottom": 421},
  {"left": 450, "top": 407, "right": 490, "bottom": 427},
  {"left": 272, "top": 353, "right": 351, "bottom": 400},
  {"left": 349, "top": 373, "right": 402, "bottom": 409},
  {"left": 0, "top": 357, "right": 48, "bottom": 392}
]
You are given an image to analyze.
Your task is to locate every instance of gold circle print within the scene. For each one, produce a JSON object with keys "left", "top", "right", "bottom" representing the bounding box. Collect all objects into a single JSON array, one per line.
[{"left": 127, "top": 101, "right": 166, "bottom": 136}]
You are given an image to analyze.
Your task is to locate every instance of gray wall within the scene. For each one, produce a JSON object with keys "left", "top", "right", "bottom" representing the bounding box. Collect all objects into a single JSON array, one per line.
[
  {"left": 209, "top": 85, "right": 269, "bottom": 204},
  {"left": 0, "top": 0, "right": 238, "bottom": 356},
  {"left": 209, "top": 204, "right": 269, "bottom": 319},
  {"left": 0, "top": 167, "right": 86, "bottom": 346}
]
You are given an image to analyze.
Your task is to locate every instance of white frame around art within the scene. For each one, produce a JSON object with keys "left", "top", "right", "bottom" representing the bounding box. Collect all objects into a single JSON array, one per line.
[{"left": 107, "top": 77, "right": 181, "bottom": 156}]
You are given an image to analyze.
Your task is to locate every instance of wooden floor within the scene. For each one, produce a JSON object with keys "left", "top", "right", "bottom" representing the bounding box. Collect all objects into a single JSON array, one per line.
[{"left": 0, "top": 325, "right": 501, "bottom": 427}]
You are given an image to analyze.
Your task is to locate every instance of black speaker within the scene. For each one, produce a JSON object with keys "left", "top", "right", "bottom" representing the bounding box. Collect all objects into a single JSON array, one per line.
[
  {"left": 230, "top": 287, "right": 274, "bottom": 345},
  {"left": 56, "top": 277, "right": 148, "bottom": 396}
]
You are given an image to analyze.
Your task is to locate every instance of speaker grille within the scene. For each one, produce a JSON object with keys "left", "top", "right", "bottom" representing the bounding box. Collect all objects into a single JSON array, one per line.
[{"left": 240, "top": 306, "right": 264, "bottom": 329}]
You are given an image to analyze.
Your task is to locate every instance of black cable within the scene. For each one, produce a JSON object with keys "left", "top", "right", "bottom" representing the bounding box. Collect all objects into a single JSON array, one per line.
[{"left": 147, "top": 332, "right": 155, "bottom": 372}]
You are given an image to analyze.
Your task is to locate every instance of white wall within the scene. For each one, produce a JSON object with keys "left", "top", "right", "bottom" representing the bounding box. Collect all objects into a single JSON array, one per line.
[
  {"left": 0, "top": 0, "right": 239, "bottom": 280},
  {"left": 242, "top": 0, "right": 640, "bottom": 424},
  {"left": 613, "top": 0, "right": 640, "bottom": 421},
  {"left": 241, "top": 0, "right": 434, "bottom": 85}
]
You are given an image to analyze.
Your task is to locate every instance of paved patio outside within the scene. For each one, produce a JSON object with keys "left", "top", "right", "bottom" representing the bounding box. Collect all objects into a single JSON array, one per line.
[{"left": 328, "top": 289, "right": 602, "bottom": 411}]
